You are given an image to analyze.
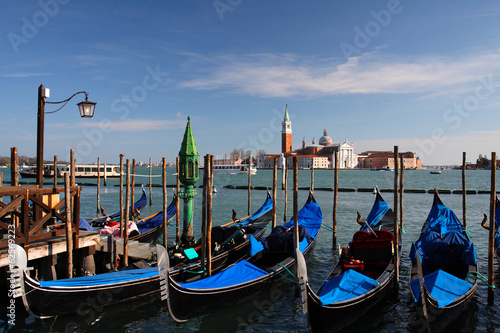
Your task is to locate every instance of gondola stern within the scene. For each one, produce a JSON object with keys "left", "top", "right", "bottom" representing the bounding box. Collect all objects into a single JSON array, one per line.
[
  {"left": 156, "top": 244, "right": 187, "bottom": 323},
  {"left": 10, "top": 245, "right": 45, "bottom": 319}
]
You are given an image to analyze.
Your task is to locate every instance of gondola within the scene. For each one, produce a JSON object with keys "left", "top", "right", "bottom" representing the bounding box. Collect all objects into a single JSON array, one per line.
[
  {"left": 88, "top": 187, "right": 148, "bottom": 227},
  {"left": 409, "top": 191, "right": 477, "bottom": 332},
  {"left": 167, "top": 191, "right": 274, "bottom": 282},
  {"left": 132, "top": 193, "right": 177, "bottom": 243},
  {"left": 163, "top": 191, "right": 323, "bottom": 322},
  {"left": 302, "top": 189, "right": 400, "bottom": 333},
  {"left": 11, "top": 244, "right": 169, "bottom": 319}
]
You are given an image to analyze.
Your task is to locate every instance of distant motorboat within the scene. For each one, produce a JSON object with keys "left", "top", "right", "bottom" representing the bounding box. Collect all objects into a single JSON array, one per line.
[
  {"left": 213, "top": 186, "right": 218, "bottom": 193},
  {"left": 430, "top": 170, "right": 442, "bottom": 174}
]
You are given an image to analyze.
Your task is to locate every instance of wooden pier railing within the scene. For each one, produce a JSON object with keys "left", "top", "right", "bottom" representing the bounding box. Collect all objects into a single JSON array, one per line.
[{"left": 0, "top": 185, "right": 80, "bottom": 249}]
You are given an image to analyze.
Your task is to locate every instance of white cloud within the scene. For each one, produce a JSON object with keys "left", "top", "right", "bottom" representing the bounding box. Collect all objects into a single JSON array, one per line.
[
  {"left": 179, "top": 51, "right": 500, "bottom": 98},
  {"left": 49, "top": 119, "right": 185, "bottom": 132}
]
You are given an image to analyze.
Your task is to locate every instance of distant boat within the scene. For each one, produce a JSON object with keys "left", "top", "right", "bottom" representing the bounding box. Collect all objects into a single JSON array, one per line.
[
  {"left": 430, "top": 171, "right": 442, "bottom": 174},
  {"left": 213, "top": 186, "right": 218, "bottom": 193},
  {"left": 204, "top": 164, "right": 257, "bottom": 175},
  {"left": 20, "top": 164, "right": 121, "bottom": 178}
]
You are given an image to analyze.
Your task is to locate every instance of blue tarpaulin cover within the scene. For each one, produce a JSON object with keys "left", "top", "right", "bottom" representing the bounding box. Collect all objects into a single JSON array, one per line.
[
  {"left": 422, "top": 203, "right": 463, "bottom": 235},
  {"left": 318, "top": 269, "right": 378, "bottom": 305},
  {"left": 283, "top": 197, "right": 323, "bottom": 239},
  {"left": 136, "top": 203, "right": 176, "bottom": 233},
  {"left": 79, "top": 219, "right": 93, "bottom": 231},
  {"left": 39, "top": 267, "right": 159, "bottom": 288},
  {"left": 178, "top": 260, "right": 268, "bottom": 289},
  {"left": 361, "top": 192, "right": 390, "bottom": 231},
  {"left": 237, "top": 196, "right": 273, "bottom": 227},
  {"left": 249, "top": 234, "right": 264, "bottom": 256},
  {"left": 410, "top": 269, "right": 473, "bottom": 308}
]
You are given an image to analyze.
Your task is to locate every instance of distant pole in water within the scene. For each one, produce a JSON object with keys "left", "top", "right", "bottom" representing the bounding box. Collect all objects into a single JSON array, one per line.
[
  {"left": 281, "top": 153, "right": 286, "bottom": 190},
  {"left": 132, "top": 159, "right": 136, "bottom": 220},
  {"left": 53, "top": 155, "right": 58, "bottom": 188},
  {"left": 163, "top": 157, "right": 168, "bottom": 249},
  {"left": 124, "top": 159, "right": 131, "bottom": 267},
  {"left": 393, "top": 146, "right": 400, "bottom": 286},
  {"left": 104, "top": 163, "right": 107, "bottom": 186},
  {"left": 149, "top": 157, "right": 153, "bottom": 206},
  {"left": 248, "top": 151, "right": 252, "bottom": 216},
  {"left": 488, "top": 152, "right": 496, "bottom": 305},
  {"left": 272, "top": 157, "right": 278, "bottom": 229},
  {"left": 399, "top": 153, "right": 404, "bottom": 231},
  {"left": 333, "top": 151, "right": 339, "bottom": 246},
  {"left": 97, "top": 157, "right": 100, "bottom": 218},
  {"left": 462, "top": 152, "right": 467, "bottom": 229},
  {"left": 119, "top": 154, "right": 124, "bottom": 238},
  {"left": 311, "top": 165, "right": 314, "bottom": 192},
  {"left": 70, "top": 149, "right": 75, "bottom": 186},
  {"left": 176, "top": 157, "right": 181, "bottom": 244},
  {"left": 284, "top": 157, "right": 288, "bottom": 223}
]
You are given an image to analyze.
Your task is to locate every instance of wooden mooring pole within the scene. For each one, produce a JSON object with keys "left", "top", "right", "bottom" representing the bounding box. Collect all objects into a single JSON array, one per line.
[
  {"left": 272, "top": 157, "right": 277, "bottom": 228},
  {"left": 333, "top": 151, "right": 339, "bottom": 246},
  {"left": 70, "top": 149, "right": 75, "bottom": 186},
  {"left": 207, "top": 154, "right": 214, "bottom": 276},
  {"left": 284, "top": 158, "right": 288, "bottom": 223},
  {"left": 488, "top": 152, "right": 496, "bottom": 305},
  {"left": 176, "top": 157, "right": 181, "bottom": 244},
  {"left": 124, "top": 159, "right": 131, "bottom": 267},
  {"left": 149, "top": 157, "right": 153, "bottom": 206},
  {"left": 10, "top": 147, "right": 19, "bottom": 227},
  {"left": 393, "top": 146, "right": 400, "bottom": 286},
  {"left": 201, "top": 154, "right": 209, "bottom": 275},
  {"left": 97, "top": 157, "right": 100, "bottom": 218},
  {"left": 311, "top": 165, "right": 314, "bottom": 192},
  {"left": 53, "top": 155, "right": 58, "bottom": 188},
  {"left": 119, "top": 154, "right": 124, "bottom": 238},
  {"left": 293, "top": 156, "right": 299, "bottom": 292},
  {"left": 399, "top": 154, "right": 404, "bottom": 231},
  {"left": 462, "top": 152, "right": 467, "bottom": 229},
  {"left": 64, "top": 172, "right": 73, "bottom": 278},
  {"left": 132, "top": 159, "right": 136, "bottom": 220},
  {"left": 163, "top": 157, "right": 168, "bottom": 249},
  {"left": 248, "top": 152, "right": 252, "bottom": 216}
]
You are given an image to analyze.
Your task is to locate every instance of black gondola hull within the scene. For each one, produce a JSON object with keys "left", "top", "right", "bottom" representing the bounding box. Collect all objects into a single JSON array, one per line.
[{"left": 306, "top": 263, "right": 395, "bottom": 333}]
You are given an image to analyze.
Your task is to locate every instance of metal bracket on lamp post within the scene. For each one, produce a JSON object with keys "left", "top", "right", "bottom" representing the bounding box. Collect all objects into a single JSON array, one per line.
[{"left": 36, "top": 84, "right": 96, "bottom": 187}]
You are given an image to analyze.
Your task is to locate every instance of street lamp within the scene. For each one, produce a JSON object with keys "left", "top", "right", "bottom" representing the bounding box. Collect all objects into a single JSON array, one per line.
[{"left": 37, "top": 84, "right": 96, "bottom": 187}]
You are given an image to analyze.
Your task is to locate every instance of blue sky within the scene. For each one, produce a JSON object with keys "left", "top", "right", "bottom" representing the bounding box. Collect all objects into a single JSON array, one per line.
[{"left": 1, "top": 1, "right": 499, "bottom": 165}]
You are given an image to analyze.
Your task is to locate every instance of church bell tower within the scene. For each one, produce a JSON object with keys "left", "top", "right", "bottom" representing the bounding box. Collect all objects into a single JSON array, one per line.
[{"left": 282, "top": 105, "right": 292, "bottom": 153}]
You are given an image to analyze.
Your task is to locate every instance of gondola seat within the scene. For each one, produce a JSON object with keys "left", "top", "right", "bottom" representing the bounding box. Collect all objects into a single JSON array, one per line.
[{"left": 350, "top": 230, "right": 393, "bottom": 262}]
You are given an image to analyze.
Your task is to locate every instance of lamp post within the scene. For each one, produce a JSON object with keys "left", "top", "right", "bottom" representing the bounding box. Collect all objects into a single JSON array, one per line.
[
  {"left": 178, "top": 116, "right": 199, "bottom": 245},
  {"left": 36, "top": 84, "right": 96, "bottom": 187}
]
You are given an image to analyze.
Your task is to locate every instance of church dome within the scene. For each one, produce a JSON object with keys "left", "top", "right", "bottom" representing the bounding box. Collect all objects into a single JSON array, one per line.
[{"left": 319, "top": 129, "right": 333, "bottom": 146}]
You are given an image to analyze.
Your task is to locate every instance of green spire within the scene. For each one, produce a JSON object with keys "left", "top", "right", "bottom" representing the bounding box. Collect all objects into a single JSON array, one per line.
[
  {"left": 284, "top": 104, "right": 290, "bottom": 121},
  {"left": 178, "top": 116, "right": 199, "bottom": 186},
  {"left": 179, "top": 116, "right": 199, "bottom": 157}
]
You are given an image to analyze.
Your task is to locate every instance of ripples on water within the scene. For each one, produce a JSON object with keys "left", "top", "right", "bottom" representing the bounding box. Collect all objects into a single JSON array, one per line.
[{"left": 2, "top": 168, "right": 500, "bottom": 332}]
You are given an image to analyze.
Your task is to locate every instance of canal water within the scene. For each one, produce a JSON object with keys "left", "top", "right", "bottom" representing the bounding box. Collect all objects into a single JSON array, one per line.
[{"left": 1, "top": 167, "right": 500, "bottom": 332}]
